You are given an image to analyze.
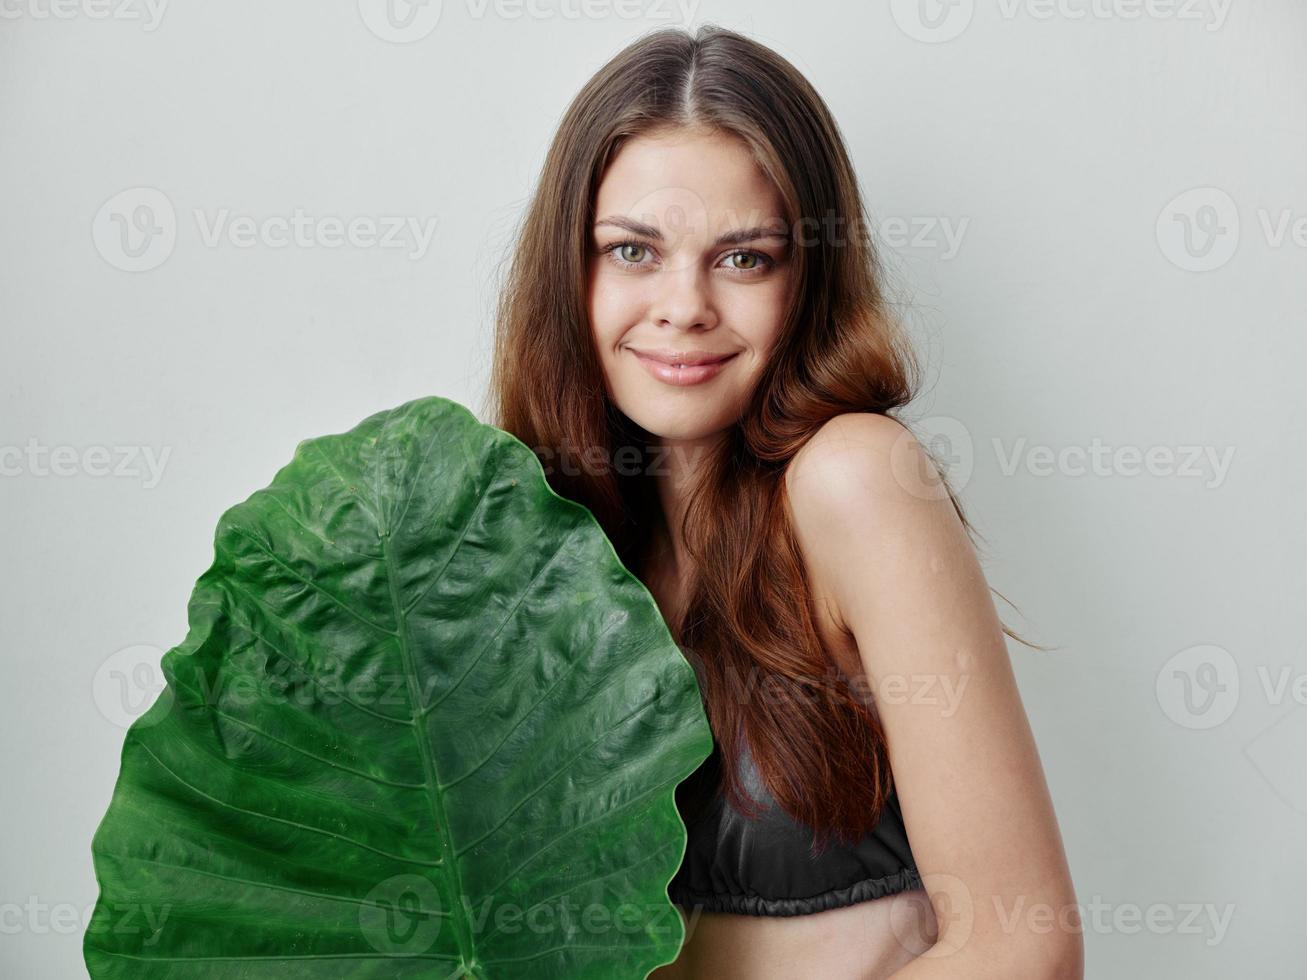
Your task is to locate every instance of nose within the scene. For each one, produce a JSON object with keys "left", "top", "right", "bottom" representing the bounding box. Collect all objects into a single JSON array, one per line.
[{"left": 649, "top": 261, "right": 718, "bottom": 332}]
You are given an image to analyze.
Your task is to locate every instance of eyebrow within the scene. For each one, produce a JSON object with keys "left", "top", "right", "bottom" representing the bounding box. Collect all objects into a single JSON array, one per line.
[{"left": 594, "top": 215, "right": 790, "bottom": 247}]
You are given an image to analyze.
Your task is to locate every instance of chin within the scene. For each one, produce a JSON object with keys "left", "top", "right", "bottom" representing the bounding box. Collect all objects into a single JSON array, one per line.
[{"left": 613, "top": 399, "right": 734, "bottom": 445}]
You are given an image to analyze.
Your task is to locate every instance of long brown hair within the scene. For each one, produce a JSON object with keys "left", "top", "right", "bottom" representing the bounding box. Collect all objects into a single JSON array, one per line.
[{"left": 486, "top": 23, "right": 1042, "bottom": 854}]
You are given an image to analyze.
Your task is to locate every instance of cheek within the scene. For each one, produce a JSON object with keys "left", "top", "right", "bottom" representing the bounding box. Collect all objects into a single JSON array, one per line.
[
  {"left": 588, "top": 273, "right": 643, "bottom": 338},
  {"left": 587, "top": 276, "right": 636, "bottom": 399},
  {"left": 725, "top": 284, "right": 788, "bottom": 355}
]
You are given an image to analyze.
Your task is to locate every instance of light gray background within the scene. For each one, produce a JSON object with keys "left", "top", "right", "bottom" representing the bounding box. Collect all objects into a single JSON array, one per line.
[{"left": 2, "top": 2, "right": 1303, "bottom": 977}]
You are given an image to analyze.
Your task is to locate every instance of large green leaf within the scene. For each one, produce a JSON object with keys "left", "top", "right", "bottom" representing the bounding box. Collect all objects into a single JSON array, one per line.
[{"left": 83, "top": 395, "right": 712, "bottom": 979}]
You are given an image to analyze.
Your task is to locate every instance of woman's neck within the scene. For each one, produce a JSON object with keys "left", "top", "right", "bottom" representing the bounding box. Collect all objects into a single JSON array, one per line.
[{"left": 648, "top": 427, "right": 727, "bottom": 578}]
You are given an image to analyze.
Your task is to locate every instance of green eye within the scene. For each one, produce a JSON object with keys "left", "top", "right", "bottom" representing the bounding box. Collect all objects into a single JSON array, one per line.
[
  {"left": 729, "top": 252, "right": 759, "bottom": 270},
  {"left": 619, "top": 243, "right": 647, "bottom": 263}
]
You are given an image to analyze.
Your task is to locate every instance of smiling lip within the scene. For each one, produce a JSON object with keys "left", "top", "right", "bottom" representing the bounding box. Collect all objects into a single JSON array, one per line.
[{"left": 628, "top": 348, "right": 739, "bottom": 386}]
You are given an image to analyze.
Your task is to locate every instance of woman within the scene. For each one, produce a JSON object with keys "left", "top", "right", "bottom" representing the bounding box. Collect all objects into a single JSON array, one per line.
[{"left": 489, "top": 24, "right": 1082, "bottom": 980}]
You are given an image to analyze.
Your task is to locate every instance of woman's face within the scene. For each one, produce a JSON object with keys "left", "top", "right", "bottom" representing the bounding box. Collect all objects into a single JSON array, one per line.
[{"left": 587, "top": 127, "right": 794, "bottom": 445}]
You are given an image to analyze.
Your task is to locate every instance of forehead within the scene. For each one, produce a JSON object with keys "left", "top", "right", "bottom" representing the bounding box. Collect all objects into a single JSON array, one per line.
[{"left": 593, "top": 129, "right": 787, "bottom": 237}]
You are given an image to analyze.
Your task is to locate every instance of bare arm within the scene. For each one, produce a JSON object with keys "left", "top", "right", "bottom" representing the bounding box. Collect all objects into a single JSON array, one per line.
[{"left": 786, "top": 413, "right": 1083, "bottom": 980}]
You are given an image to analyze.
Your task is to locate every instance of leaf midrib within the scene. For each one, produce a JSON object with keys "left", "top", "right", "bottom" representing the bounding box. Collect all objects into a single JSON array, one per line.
[{"left": 382, "top": 530, "right": 479, "bottom": 975}]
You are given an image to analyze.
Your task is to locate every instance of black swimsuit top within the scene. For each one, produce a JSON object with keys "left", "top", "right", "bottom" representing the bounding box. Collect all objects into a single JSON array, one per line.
[{"left": 666, "top": 734, "right": 922, "bottom": 917}]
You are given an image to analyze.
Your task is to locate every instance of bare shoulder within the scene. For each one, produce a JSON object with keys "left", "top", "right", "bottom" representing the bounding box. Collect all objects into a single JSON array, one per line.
[
  {"left": 785, "top": 411, "right": 944, "bottom": 508},
  {"left": 782, "top": 412, "right": 960, "bottom": 646},
  {"left": 784, "top": 412, "right": 957, "bottom": 591}
]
